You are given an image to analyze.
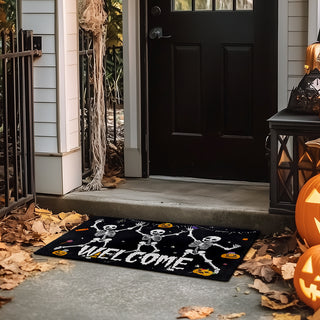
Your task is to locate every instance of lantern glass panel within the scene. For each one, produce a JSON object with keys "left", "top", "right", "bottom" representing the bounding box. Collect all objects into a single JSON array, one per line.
[{"left": 298, "top": 136, "right": 320, "bottom": 189}]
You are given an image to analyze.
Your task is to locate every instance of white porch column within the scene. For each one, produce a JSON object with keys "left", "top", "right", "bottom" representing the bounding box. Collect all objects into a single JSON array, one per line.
[
  {"left": 308, "top": 0, "right": 320, "bottom": 45},
  {"left": 123, "top": 0, "right": 142, "bottom": 177},
  {"left": 21, "top": 0, "right": 82, "bottom": 194},
  {"left": 278, "top": 0, "right": 288, "bottom": 110}
]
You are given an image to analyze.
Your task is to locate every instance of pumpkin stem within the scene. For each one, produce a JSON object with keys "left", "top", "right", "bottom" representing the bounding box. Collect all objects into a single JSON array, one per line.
[{"left": 317, "top": 28, "right": 320, "bottom": 42}]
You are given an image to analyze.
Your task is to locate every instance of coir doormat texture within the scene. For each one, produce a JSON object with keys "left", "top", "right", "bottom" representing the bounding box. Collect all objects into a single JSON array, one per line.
[{"left": 35, "top": 217, "right": 259, "bottom": 281}]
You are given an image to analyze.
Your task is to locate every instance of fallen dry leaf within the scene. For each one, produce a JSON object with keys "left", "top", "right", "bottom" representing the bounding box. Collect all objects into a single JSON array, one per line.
[
  {"left": 102, "top": 176, "right": 125, "bottom": 188},
  {"left": 238, "top": 257, "right": 275, "bottom": 282},
  {"left": 31, "top": 220, "right": 48, "bottom": 235},
  {"left": 217, "top": 313, "right": 246, "bottom": 319},
  {"left": 296, "top": 237, "right": 309, "bottom": 253},
  {"left": 243, "top": 247, "right": 256, "bottom": 261},
  {"left": 308, "top": 308, "right": 320, "bottom": 320},
  {"left": 273, "top": 313, "right": 301, "bottom": 320},
  {"left": 0, "top": 296, "right": 13, "bottom": 307},
  {"left": 261, "top": 295, "right": 299, "bottom": 310},
  {"left": 249, "top": 278, "right": 270, "bottom": 294},
  {"left": 281, "top": 262, "right": 296, "bottom": 280},
  {"left": 177, "top": 306, "right": 214, "bottom": 319},
  {"left": 58, "top": 212, "right": 86, "bottom": 230},
  {"left": 41, "top": 233, "right": 65, "bottom": 245}
]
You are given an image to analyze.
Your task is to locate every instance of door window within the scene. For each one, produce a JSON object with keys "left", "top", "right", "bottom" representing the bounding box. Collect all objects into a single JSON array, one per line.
[
  {"left": 215, "top": 0, "right": 232, "bottom": 10},
  {"left": 174, "top": 0, "right": 192, "bottom": 11},
  {"left": 173, "top": 0, "right": 253, "bottom": 11},
  {"left": 236, "top": 0, "right": 253, "bottom": 10},
  {"left": 195, "top": 0, "right": 212, "bottom": 10}
]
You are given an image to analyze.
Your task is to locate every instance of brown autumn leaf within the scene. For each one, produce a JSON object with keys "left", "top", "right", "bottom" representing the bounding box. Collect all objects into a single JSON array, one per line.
[
  {"left": 308, "top": 308, "right": 320, "bottom": 320},
  {"left": 272, "top": 256, "right": 289, "bottom": 275},
  {"left": 273, "top": 313, "right": 301, "bottom": 320},
  {"left": 0, "top": 274, "right": 25, "bottom": 290},
  {"left": 0, "top": 295, "right": 12, "bottom": 307},
  {"left": 102, "top": 176, "right": 125, "bottom": 188},
  {"left": 248, "top": 278, "right": 270, "bottom": 294},
  {"left": 58, "top": 212, "right": 87, "bottom": 230},
  {"left": 249, "top": 279, "right": 292, "bottom": 304},
  {"left": 261, "top": 295, "right": 299, "bottom": 310},
  {"left": 217, "top": 313, "right": 246, "bottom": 319},
  {"left": 243, "top": 247, "right": 256, "bottom": 261},
  {"left": 281, "top": 262, "right": 296, "bottom": 280},
  {"left": 296, "top": 237, "right": 309, "bottom": 253},
  {"left": 31, "top": 220, "right": 48, "bottom": 235},
  {"left": 238, "top": 257, "right": 276, "bottom": 282},
  {"left": 41, "top": 233, "right": 65, "bottom": 245},
  {"left": 177, "top": 306, "right": 214, "bottom": 319}
]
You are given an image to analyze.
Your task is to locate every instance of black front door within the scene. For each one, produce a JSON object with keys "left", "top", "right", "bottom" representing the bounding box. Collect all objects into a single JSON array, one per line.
[{"left": 147, "top": 0, "right": 277, "bottom": 181}]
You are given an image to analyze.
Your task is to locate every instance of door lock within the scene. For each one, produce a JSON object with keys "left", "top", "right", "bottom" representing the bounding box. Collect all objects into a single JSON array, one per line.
[
  {"left": 149, "top": 27, "right": 172, "bottom": 40},
  {"left": 151, "top": 6, "right": 161, "bottom": 16}
]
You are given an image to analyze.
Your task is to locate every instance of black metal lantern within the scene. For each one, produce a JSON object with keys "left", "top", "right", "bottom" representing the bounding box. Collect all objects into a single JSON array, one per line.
[{"left": 268, "top": 109, "right": 320, "bottom": 214}]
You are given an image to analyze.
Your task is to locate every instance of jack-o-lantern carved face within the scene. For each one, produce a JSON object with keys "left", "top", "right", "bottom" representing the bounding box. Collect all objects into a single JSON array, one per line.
[
  {"left": 294, "top": 245, "right": 320, "bottom": 310},
  {"left": 295, "top": 174, "right": 320, "bottom": 247}
]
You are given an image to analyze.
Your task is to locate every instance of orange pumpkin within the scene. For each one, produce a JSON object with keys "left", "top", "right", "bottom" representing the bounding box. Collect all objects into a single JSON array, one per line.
[
  {"left": 294, "top": 245, "right": 320, "bottom": 310},
  {"left": 192, "top": 268, "right": 213, "bottom": 277},
  {"left": 305, "top": 37, "right": 320, "bottom": 74},
  {"left": 295, "top": 174, "right": 320, "bottom": 247}
]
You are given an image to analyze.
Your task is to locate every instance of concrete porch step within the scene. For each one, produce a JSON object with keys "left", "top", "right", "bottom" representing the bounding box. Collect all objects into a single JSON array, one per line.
[{"left": 37, "top": 176, "right": 295, "bottom": 235}]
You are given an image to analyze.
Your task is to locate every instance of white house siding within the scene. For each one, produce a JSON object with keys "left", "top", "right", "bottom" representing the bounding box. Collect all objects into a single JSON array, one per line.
[
  {"left": 287, "top": 0, "right": 308, "bottom": 104},
  {"left": 21, "top": 0, "right": 82, "bottom": 195},
  {"left": 21, "top": 0, "right": 58, "bottom": 153}
]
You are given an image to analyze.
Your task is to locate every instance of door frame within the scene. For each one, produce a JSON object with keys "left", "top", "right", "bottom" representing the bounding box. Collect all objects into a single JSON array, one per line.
[{"left": 124, "top": 0, "right": 285, "bottom": 178}]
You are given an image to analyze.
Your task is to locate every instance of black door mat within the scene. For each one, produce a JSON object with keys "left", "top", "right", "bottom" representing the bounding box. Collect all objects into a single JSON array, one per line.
[{"left": 35, "top": 217, "right": 259, "bottom": 281}]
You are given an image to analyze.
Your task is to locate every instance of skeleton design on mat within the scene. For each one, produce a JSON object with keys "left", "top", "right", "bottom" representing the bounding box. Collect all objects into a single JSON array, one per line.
[
  {"left": 134, "top": 225, "right": 185, "bottom": 253},
  {"left": 54, "top": 219, "right": 144, "bottom": 250},
  {"left": 182, "top": 227, "right": 241, "bottom": 274}
]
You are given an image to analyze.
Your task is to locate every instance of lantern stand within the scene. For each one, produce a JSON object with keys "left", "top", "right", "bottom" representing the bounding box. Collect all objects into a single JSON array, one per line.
[{"left": 268, "top": 109, "right": 320, "bottom": 214}]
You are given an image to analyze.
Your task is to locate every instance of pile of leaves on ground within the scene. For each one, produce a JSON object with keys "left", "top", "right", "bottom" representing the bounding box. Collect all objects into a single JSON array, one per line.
[
  {"left": 0, "top": 203, "right": 88, "bottom": 307},
  {"left": 236, "top": 228, "right": 316, "bottom": 320}
]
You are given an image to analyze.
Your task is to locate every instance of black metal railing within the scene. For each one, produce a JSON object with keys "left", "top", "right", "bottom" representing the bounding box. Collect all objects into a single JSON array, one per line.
[
  {"left": 79, "top": 28, "right": 124, "bottom": 178},
  {"left": 0, "top": 29, "right": 38, "bottom": 216},
  {"left": 105, "top": 45, "right": 123, "bottom": 146},
  {"left": 79, "top": 29, "right": 94, "bottom": 178}
]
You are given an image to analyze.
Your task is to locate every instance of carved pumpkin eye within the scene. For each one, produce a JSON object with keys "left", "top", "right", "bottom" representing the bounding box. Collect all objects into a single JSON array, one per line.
[{"left": 302, "top": 256, "right": 314, "bottom": 274}]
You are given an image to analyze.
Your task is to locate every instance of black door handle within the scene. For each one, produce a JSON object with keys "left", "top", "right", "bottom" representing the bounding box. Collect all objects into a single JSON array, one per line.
[{"left": 149, "top": 27, "right": 172, "bottom": 40}]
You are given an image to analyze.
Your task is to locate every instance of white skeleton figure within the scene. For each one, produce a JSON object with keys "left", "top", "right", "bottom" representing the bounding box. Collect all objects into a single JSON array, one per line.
[
  {"left": 182, "top": 227, "right": 241, "bottom": 274},
  {"left": 135, "top": 226, "right": 184, "bottom": 253},
  {"left": 54, "top": 220, "right": 144, "bottom": 250}
]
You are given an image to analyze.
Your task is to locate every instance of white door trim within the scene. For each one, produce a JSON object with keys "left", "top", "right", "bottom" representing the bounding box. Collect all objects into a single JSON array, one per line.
[{"left": 123, "top": 0, "right": 142, "bottom": 177}]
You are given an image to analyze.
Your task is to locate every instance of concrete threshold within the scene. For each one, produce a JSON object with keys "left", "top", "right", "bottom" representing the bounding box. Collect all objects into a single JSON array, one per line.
[{"left": 37, "top": 176, "right": 295, "bottom": 235}]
